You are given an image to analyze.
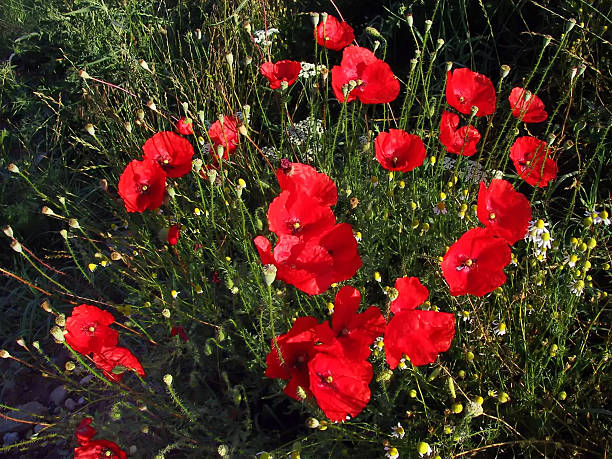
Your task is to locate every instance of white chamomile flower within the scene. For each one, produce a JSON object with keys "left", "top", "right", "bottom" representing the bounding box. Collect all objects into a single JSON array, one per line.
[
  {"left": 487, "top": 389, "right": 498, "bottom": 398},
  {"left": 391, "top": 422, "right": 405, "bottom": 439},
  {"left": 565, "top": 254, "right": 579, "bottom": 268},
  {"left": 384, "top": 446, "right": 399, "bottom": 459},
  {"left": 493, "top": 322, "right": 507, "bottom": 336},
  {"left": 433, "top": 202, "right": 447, "bottom": 215},
  {"left": 252, "top": 28, "right": 279, "bottom": 46},
  {"left": 570, "top": 279, "right": 585, "bottom": 296}
]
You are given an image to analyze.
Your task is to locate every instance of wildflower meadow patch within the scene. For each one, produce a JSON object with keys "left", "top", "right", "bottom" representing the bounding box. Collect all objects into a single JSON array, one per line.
[{"left": 0, "top": 0, "right": 610, "bottom": 457}]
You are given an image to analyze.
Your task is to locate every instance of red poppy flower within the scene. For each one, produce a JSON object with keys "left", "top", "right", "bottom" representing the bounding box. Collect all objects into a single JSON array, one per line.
[
  {"left": 74, "top": 439, "right": 127, "bottom": 459},
  {"left": 176, "top": 117, "right": 194, "bottom": 135},
  {"left": 254, "top": 223, "right": 361, "bottom": 295},
  {"left": 385, "top": 309, "right": 455, "bottom": 368},
  {"left": 260, "top": 60, "right": 302, "bottom": 89},
  {"left": 374, "top": 129, "right": 426, "bottom": 172},
  {"left": 330, "top": 286, "right": 386, "bottom": 360},
  {"left": 439, "top": 110, "right": 482, "bottom": 156},
  {"left": 315, "top": 15, "right": 354, "bottom": 51},
  {"left": 510, "top": 136, "right": 558, "bottom": 187},
  {"left": 441, "top": 227, "right": 511, "bottom": 296},
  {"left": 92, "top": 346, "right": 145, "bottom": 383},
  {"left": 208, "top": 116, "right": 239, "bottom": 159},
  {"left": 308, "top": 353, "right": 372, "bottom": 422},
  {"left": 508, "top": 87, "right": 547, "bottom": 123},
  {"left": 267, "top": 190, "right": 336, "bottom": 239},
  {"left": 265, "top": 317, "right": 340, "bottom": 400},
  {"left": 170, "top": 325, "right": 189, "bottom": 342},
  {"left": 446, "top": 68, "right": 496, "bottom": 117},
  {"left": 167, "top": 224, "right": 180, "bottom": 246},
  {"left": 276, "top": 160, "right": 337, "bottom": 207},
  {"left": 390, "top": 277, "right": 430, "bottom": 314},
  {"left": 65, "top": 304, "right": 118, "bottom": 355},
  {"left": 142, "top": 131, "right": 194, "bottom": 178},
  {"left": 331, "top": 46, "right": 400, "bottom": 104},
  {"left": 117, "top": 158, "right": 166, "bottom": 213},
  {"left": 75, "top": 418, "right": 97, "bottom": 445},
  {"left": 477, "top": 179, "right": 532, "bottom": 245}
]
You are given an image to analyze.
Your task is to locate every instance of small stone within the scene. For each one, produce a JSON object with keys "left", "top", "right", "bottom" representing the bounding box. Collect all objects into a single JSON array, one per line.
[
  {"left": 3, "top": 432, "right": 19, "bottom": 446},
  {"left": 49, "top": 385, "right": 67, "bottom": 406},
  {"left": 79, "top": 375, "right": 93, "bottom": 385},
  {"left": 64, "top": 398, "right": 76, "bottom": 411}
]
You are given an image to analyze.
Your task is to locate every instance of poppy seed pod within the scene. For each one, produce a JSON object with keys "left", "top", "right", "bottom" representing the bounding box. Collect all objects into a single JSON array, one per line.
[{"left": 2, "top": 225, "right": 13, "bottom": 238}]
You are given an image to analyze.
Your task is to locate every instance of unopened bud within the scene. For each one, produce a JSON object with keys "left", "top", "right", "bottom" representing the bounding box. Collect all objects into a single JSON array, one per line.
[
  {"left": 543, "top": 35, "right": 552, "bottom": 47},
  {"left": 365, "top": 27, "right": 383, "bottom": 39},
  {"left": 500, "top": 64, "right": 511, "bottom": 79},
  {"left": 566, "top": 18, "right": 576, "bottom": 33},
  {"left": 310, "top": 12, "right": 320, "bottom": 28},
  {"left": 163, "top": 374, "right": 173, "bottom": 385},
  {"left": 306, "top": 417, "right": 320, "bottom": 428},
  {"left": 139, "top": 59, "right": 150, "bottom": 71},
  {"left": 2, "top": 225, "right": 13, "bottom": 238},
  {"left": 55, "top": 314, "right": 66, "bottom": 327},
  {"left": 10, "top": 240, "right": 22, "bottom": 253},
  {"left": 406, "top": 13, "right": 413, "bottom": 28},
  {"left": 216, "top": 145, "right": 224, "bottom": 159},
  {"left": 8, "top": 163, "right": 19, "bottom": 174},
  {"left": 146, "top": 100, "right": 157, "bottom": 112},
  {"left": 262, "top": 264, "right": 277, "bottom": 286},
  {"left": 50, "top": 326, "right": 65, "bottom": 343}
]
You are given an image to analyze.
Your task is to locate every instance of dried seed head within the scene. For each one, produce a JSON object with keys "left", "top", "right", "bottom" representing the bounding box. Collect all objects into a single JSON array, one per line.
[{"left": 2, "top": 225, "right": 13, "bottom": 238}]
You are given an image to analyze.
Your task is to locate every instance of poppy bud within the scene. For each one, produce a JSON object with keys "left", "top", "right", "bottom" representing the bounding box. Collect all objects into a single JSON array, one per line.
[
  {"left": 406, "top": 13, "right": 413, "bottom": 27},
  {"left": 2, "top": 225, "right": 13, "bottom": 238},
  {"left": 310, "top": 12, "right": 320, "bottom": 28},
  {"left": 10, "top": 240, "right": 22, "bottom": 253},
  {"left": 365, "top": 26, "right": 383, "bottom": 40},
  {"left": 262, "top": 264, "right": 277, "bottom": 286},
  {"left": 500, "top": 64, "right": 511, "bottom": 79},
  {"left": 50, "top": 326, "right": 65, "bottom": 343},
  {"left": 7, "top": 163, "right": 19, "bottom": 174}
]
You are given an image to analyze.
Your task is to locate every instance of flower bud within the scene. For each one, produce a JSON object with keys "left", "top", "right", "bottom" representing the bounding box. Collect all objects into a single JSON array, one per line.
[
  {"left": 406, "top": 13, "right": 413, "bottom": 27},
  {"left": 310, "top": 12, "right": 320, "bottom": 28},
  {"left": 500, "top": 64, "right": 511, "bottom": 79},
  {"left": 566, "top": 18, "right": 576, "bottom": 33},
  {"left": 365, "top": 27, "right": 383, "bottom": 40},
  {"left": 50, "top": 326, "right": 65, "bottom": 343},
  {"left": 2, "top": 225, "right": 13, "bottom": 238},
  {"left": 10, "top": 240, "right": 22, "bottom": 253},
  {"left": 136, "top": 109, "right": 145, "bottom": 121}
]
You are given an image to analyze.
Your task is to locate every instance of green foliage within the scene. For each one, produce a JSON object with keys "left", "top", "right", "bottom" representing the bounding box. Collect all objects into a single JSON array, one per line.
[{"left": 0, "top": 0, "right": 610, "bottom": 457}]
